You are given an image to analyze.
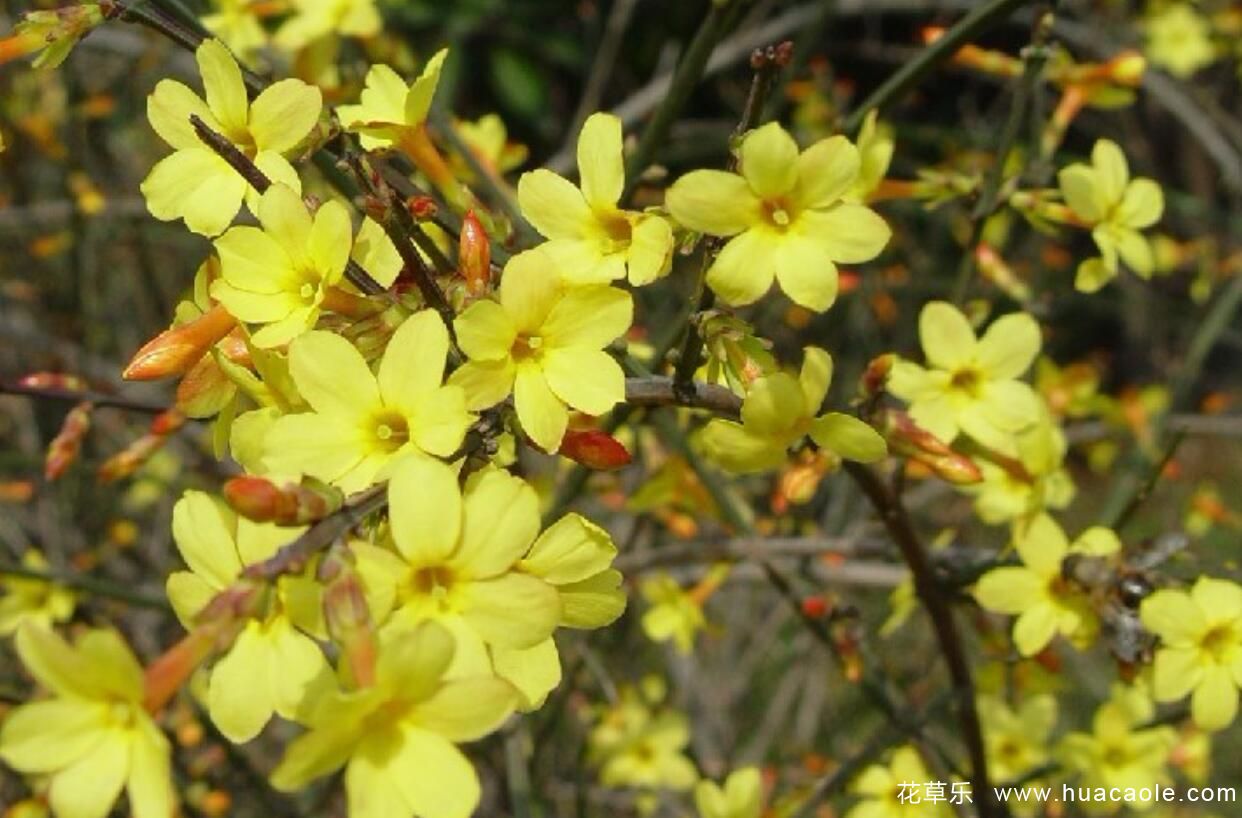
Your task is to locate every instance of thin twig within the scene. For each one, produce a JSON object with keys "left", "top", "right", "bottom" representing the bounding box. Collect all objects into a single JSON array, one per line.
[
  {"left": 1, "top": 381, "right": 167, "bottom": 414},
  {"left": 0, "top": 560, "right": 170, "bottom": 610},
  {"left": 624, "top": 376, "right": 742, "bottom": 418}
]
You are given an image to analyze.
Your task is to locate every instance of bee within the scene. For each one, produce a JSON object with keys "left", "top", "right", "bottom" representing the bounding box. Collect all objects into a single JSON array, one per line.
[{"left": 1063, "top": 532, "right": 1189, "bottom": 666}]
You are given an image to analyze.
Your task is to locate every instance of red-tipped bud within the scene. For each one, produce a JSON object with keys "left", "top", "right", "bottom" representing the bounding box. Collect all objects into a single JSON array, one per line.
[
  {"left": 123, "top": 304, "right": 238, "bottom": 381},
  {"left": 45, "top": 402, "right": 93, "bottom": 481},
  {"left": 880, "top": 410, "right": 983, "bottom": 485},
  {"left": 801, "top": 595, "right": 829, "bottom": 618},
  {"left": 556, "top": 428, "right": 632, "bottom": 470},
  {"left": 320, "top": 549, "right": 378, "bottom": 689},
  {"left": 223, "top": 477, "right": 343, "bottom": 526},
  {"left": 860, "top": 354, "right": 894, "bottom": 399},
  {"left": 459, "top": 210, "right": 492, "bottom": 295},
  {"left": 406, "top": 195, "right": 439, "bottom": 221},
  {"left": 18, "top": 372, "right": 90, "bottom": 392}
]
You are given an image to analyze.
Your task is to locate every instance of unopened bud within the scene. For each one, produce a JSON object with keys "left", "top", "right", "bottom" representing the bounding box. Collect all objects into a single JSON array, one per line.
[
  {"left": 1, "top": 5, "right": 105, "bottom": 69},
  {"left": 459, "top": 210, "right": 492, "bottom": 295},
  {"left": 801, "top": 595, "right": 829, "bottom": 618},
  {"left": 556, "top": 428, "right": 632, "bottom": 469},
  {"left": 123, "top": 304, "right": 238, "bottom": 381},
  {"left": 860, "top": 354, "right": 894, "bottom": 398},
  {"left": 406, "top": 195, "right": 438, "bottom": 221},
  {"left": 223, "top": 476, "right": 344, "bottom": 525},
  {"left": 45, "top": 402, "right": 93, "bottom": 481},
  {"left": 880, "top": 410, "right": 982, "bottom": 485},
  {"left": 320, "top": 548, "right": 377, "bottom": 689},
  {"left": 1106, "top": 50, "right": 1146, "bottom": 86},
  {"left": 18, "top": 372, "right": 89, "bottom": 392}
]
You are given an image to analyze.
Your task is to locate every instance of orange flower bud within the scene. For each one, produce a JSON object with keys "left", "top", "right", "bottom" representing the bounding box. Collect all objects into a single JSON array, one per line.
[
  {"left": 123, "top": 304, "right": 238, "bottom": 381},
  {"left": 223, "top": 477, "right": 344, "bottom": 525},
  {"left": 801, "top": 595, "right": 829, "bottom": 618},
  {"left": 556, "top": 428, "right": 632, "bottom": 470},
  {"left": 861, "top": 354, "right": 894, "bottom": 398},
  {"left": 45, "top": 402, "right": 93, "bottom": 481},
  {"left": 459, "top": 210, "right": 492, "bottom": 295},
  {"left": 879, "top": 410, "right": 983, "bottom": 485},
  {"left": 320, "top": 549, "right": 378, "bottom": 689},
  {"left": 406, "top": 195, "right": 439, "bottom": 221}
]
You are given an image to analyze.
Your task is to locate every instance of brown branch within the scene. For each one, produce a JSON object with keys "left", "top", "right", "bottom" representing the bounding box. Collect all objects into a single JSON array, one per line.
[
  {"left": 188, "top": 115, "right": 386, "bottom": 297},
  {"left": 1, "top": 381, "right": 167, "bottom": 414},
  {"left": 623, "top": 376, "right": 741, "bottom": 418},
  {"left": 843, "top": 461, "right": 1005, "bottom": 818}
]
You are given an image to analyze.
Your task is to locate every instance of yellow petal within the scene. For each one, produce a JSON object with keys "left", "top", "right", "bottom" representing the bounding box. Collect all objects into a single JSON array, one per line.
[
  {"left": 626, "top": 214, "right": 674, "bottom": 285},
  {"left": 404, "top": 49, "right": 448, "bottom": 127},
  {"left": 147, "top": 80, "right": 218, "bottom": 151},
  {"left": 126, "top": 720, "right": 174, "bottom": 818},
  {"left": 455, "top": 469, "right": 540, "bottom": 577},
  {"left": 165, "top": 571, "right": 217, "bottom": 627},
  {"left": 353, "top": 218, "right": 402, "bottom": 288},
  {"left": 793, "top": 135, "right": 859, "bottom": 209},
  {"left": 249, "top": 79, "right": 322, "bottom": 153},
  {"left": 1117, "top": 178, "right": 1163, "bottom": 229},
  {"left": 288, "top": 331, "right": 379, "bottom": 419},
  {"left": 741, "top": 372, "right": 803, "bottom": 437},
  {"left": 262, "top": 413, "right": 366, "bottom": 485},
  {"left": 270, "top": 718, "right": 361, "bottom": 791},
  {"left": 341, "top": 64, "right": 408, "bottom": 131},
  {"left": 1012, "top": 604, "right": 1059, "bottom": 657},
  {"left": 578, "top": 112, "right": 624, "bottom": 210},
  {"left": 455, "top": 299, "right": 518, "bottom": 361},
  {"left": 141, "top": 148, "right": 246, "bottom": 237},
  {"left": 518, "top": 169, "right": 592, "bottom": 240},
  {"left": 1152, "top": 645, "right": 1204, "bottom": 702},
  {"left": 459, "top": 573, "right": 560, "bottom": 648},
  {"left": 666, "top": 169, "right": 760, "bottom": 236},
  {"left": 522, "top": 514, "right": 616, "bottom": 585},
  {"left": 739, "top": 122, "right": 799, "bottom": 199},
  {"left": 409, "top": 677, "right": 518, "bottom": 741},
  {"left": 447, "top": 358, "right": 517, "bottom": 410},
  {"left": 1057, "top": 164, "right": 1104, "bottom": 222},
  {"left": 1191, "top": 666, "right": 1238, "bottom": 731},
  {"left": 308, "top": 199, "right": 353, "bottom": 283},
  {"left": 48, "top": 731, "right": 129, "bottom": 818},
  {"left": 345, "top": 730, "right": 418, "bottom": 818},
  {"left": 13, "top": 624, "right": 107, "bottom": 700},
  {"left": 801, "top": 203, "right": 891, "bottom": 263},
  {"left": 1192, "top": 577, "right": 1242, "bottom": 624},
  {"left": 209, "top": 622, "right": 278, "bottom": 742},
  {"left": 773, "top": 233, "right": 838, "bottom": 312},
  {"left": 542, "top": 284, "right": 632, "bottom": 349},
  {"left": 171, "top": 491, "right": 242, "bottom": 589},
  {"left": 1014, "top": 513, "right": 1069, "bottom": 576},
  {"left": 0, "top": 699, "right": 108, "bottom": 773},
  {"left": 389, "top": 455, "right": 462, "bottom": 566},
  {"left": 215, "top": 225, "right": 296, "bottom": 294},
  {"left": 558, "top": 569, "right": 626, "bottom": 628},
  {"left": 408, "top": 385, "right": 474, "bottom": 458},
  {"left": 386, "top": 725, "right": 481, "bottom": 818},
  {"left": 698, "top": 420, "right": 788, "bottom": 474},
  {"left": 541, "top": 348, "right": 625, "bottom": 416},
  {"left": 809, "top": 413, "right": 887, "bottom": 462},
  {"left": 1091, "top": 139, "right": 1129, "bottom": 206},
  {"left": 975, "top": 312, "right": 1040, "bottom": 379},
  {"left": 196, "top": 39, "right": 248, "bottom": 138},
  {"left": 1113, "top": 228, "right": 1154, "bottom": 276},
  {"left": 491, "top": 639, "right": 561, "bottom": 709},
  {"left": 706, "top": 229, "right": 777, "bottom": 306},
  {"left": 499, "top": 250, "right": 560, "bottom": 332},
  {"left": 919, "top": 301, "right": 976, "bottom": 370},
  {"left": 974, "top": 567, "right": 1045, "bottom": 615},
  {"left": 798, "top": 346, "right": 833, "bottom": 412},
  {"left": 379, "top": 311, "right": 451, "bottom": 414},
  {"left": 514, "top": 361, "right": 568, "bottom": 452}
]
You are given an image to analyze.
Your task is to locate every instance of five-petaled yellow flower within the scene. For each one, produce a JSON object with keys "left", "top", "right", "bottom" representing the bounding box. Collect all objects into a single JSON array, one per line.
[
  {"left": 0, "top": 625, "right": 174, "bottom": 818},
  {"left": 338, "top": 50, "right": 448, "bottom": 151},
  {"left": 263, "top": 310, "right": 474, "bottom": 493},
  {"left": 166, "top": 491, "right": 330, "bottom": 743},
  {"left": 1141, "top": 576, "right": 1242, "bottom": 732},
  {"left": 0, "top": 550, "right": 75, "bottom": 635},
  {"left": 847, "top": 746, "right": 952, "bottom": 818},
  {"left": 450, "top": 249, "right": 632, "bottom": 452},
  {"left": 355, "top": 458, "right": 625, "bottom": 708},
  {"left": 142, "top": 39, "right": 322, "bottom": 237},
  {"left": 888, "top": 301, "right": 1043, "bottom": 457},
  {"left": 212, "top": 184, "right": 391, "bottom": 348},
  {"left": 700, "top": 346, "right": 886, "bottom": 473},
  {"left": 974, "top": 513, "right": 1120, "bottom": 656},
  {"left": 519, "top": 112, "right": 674, "bottom": 285},
  {"left": 1058, "top": 139, "right": 1164, "bottom": 292},
  {"left": 271, "top": 621, "right": 517, "bottom": 818},
  {"left": 666, "top": 122, "right": 890, "bottom": 311},
  {"left": 276, "top": 0, "right": 381, "bottom": 51}
]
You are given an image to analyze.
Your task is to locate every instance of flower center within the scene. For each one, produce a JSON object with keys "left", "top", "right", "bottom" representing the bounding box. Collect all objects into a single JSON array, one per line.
[
  {"left": 299, "top": 281, "right": 317, "bottom": 301},
  {"left": 950, "top": 367, "right": 983, "bottom": 397},
  {"left": 409, "top": 565, "right": 457, "bottom": 610},
  {"left": 598, "top": 211, "right": 633, "bottom": 251},
  {"left": 371, "top": 411, "right": 410, "bottom": 451},
  {"left": 1202, "top": 624, "right": 1237, "bottom": 662},
  {"left": 762, "top": 198, "right": 796, "bottom": 230},
  {"left": 513, "top": 333, "right": 543, "bottom": 361}
]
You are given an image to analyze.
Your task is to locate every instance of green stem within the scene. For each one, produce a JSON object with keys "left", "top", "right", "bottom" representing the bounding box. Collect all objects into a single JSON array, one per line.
[
  {"left": 0, "top": 562, "right": 170, "bottom": 610},
  {"left": 841, "top": 0, "right": 1035, "bottom": 133}
]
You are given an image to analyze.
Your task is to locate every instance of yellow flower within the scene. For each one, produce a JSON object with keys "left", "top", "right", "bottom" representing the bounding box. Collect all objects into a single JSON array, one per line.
[
  {"left": 699, "top": 346, "right": 886, "bottom": 473},
  {"left": 1145, "top": 4, "right": 1217, "bottom": 79},
  {"left": 0, "top": 551, "right": 75, "bottom": 635},
  {"left": 965, "top": 412, "right": 1074, "bottom": 525},
  {"left": 695, "top": 766, "right": 763, "bottom": 818},
  {"left": 1057, "top": 139, "right": 1164, "bottom": 292},
  {"left": 0, "top": 625, "right": 174, "bottom": 818},
  {"left": 142, "top": 39, "right": 322, "bottom": 237},
  {"left": 202, "top": 0, "right": 267, "bottom": 58},
  {"left": 978, "top": 694, "right": 1056, "bottom": 783},
  {"left": 974, "top": 514, "right": 1120, "bottom": 656},
  {"left": 211, "top": 185, "right": 384, "bottom": 348},
  {"left": 262, "top": 311, "right": 474, "bottom": 493},
  {"left": 338, "top": 50, "right": 448, "bottom": 151},
  {"left": 354, "top": 458, "right": 624, "bottom": 708},
  {"left": 1058, "top": 684, "right": 1177, "bottom": 813},
  {"left": 845, "top": 110, "right": 894, "bottom": 203},
  {"left": 666, "top": 122, "right": 890, "bottom": 311},
  {"left": 847, "top": 746, "right": 953, "bottom": 818},
  {"left": 275, "top": 0, "right": 381, "bottom": 51},
  {"left": 518, "top": 113, "right": 674, "bottom": 285},
  {"left": 166, "top": 491, "right": 330, "bottom": 742},
  {"left": 588, "top": 689, "right": 698, "bottom": 792},
  {"left": 888, "top": 301, "right": 1043, "bottom": 457},
  {"left": 271, "top": 621, "right": 518, "bottom": 818},
  {"left": 1141, "top": 577, "right": 1242, "bottom": 732},
  {"left": 450, "top": 249, "right": 632, "bottom": 452},
  {"left": 453, "top": 113, "right": 528, "bottom": 178},
  {"left": 640, "top": 573, "right": 709, "bottom": 653}
]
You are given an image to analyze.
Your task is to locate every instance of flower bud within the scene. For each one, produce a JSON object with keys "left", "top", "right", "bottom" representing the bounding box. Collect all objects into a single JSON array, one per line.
[
  {"left": 860, "top": 354, "right": 894, "bottom": 399},
  {"left": 17, "top": 372, "right": 89, "bottom": 392},
  {"left": 0, "top": 5, "right": 105, "bottom": 69},
  {"left": 223, "top": 477, "right": 344, "bottom": 525},
  {"left": 459, "top": 210, "right": 492, "bottom": 295},
  {"left": 880, "top": 410, "right": 983, "bottom": 485},
  {"left": 406, "top": 195, "right": 439, "bottom": 221},
  {"left": 319, "top": 549, "right": 378, "bottom": 689},
  {"left": 556, "top": 428, "right": 632, "bottom": 470},
  {"left": 123, "top": 304, "right": 238, "bottom": 381},
  {"left": 45, "top": 401, "right": 92, "bottom": 481},
  {"left": 1106, "top": 50, "right": 1146, "bottom": 86}
]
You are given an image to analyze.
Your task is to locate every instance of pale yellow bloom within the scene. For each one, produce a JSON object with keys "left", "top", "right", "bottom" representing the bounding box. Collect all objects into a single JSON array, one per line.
[
  {"left": 695, "top": 767, "right": 763, "bottom": 818},
  {"left": 275, "top": 0, "right": 381, "bottom": 51},
  {"left": 1145, "top": 4, "right": 1217, "bottom": 79},
  {"left": 338, "top": 50, "right": 448, "bottom": 151},
  {"left": 0, "top": 551, "right": 75, "bottom": 635}
]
